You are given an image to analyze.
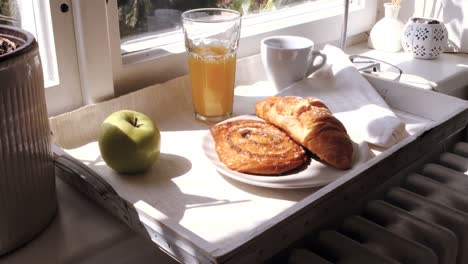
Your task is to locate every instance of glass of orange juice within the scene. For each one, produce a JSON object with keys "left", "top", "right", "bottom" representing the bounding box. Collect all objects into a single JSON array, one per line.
[{"left": 182, "top": 8, "right": 241, "bottom": 122}]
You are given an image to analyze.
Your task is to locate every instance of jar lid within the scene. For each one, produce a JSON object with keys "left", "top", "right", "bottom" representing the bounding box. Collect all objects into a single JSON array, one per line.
[{"left": 410, "top": 17, "right": 441, "bottom": 24}]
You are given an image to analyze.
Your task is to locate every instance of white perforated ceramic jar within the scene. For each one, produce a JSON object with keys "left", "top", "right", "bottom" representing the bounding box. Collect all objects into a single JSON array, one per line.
[{"left": 401, "top": 17, "right": 448, "bottom": 59}]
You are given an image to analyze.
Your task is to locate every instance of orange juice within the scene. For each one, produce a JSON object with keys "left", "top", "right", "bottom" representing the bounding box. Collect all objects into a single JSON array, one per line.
[{"left": 188, "top": 44, "right": 236, "bottom": 120}]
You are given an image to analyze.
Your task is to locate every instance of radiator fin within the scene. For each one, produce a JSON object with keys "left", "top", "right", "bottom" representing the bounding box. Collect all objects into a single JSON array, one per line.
[
  {"left": 311, "top": 230, "right": 400, "bottom": 264},
  {"left": 422, "top": 164, "right": 468, "bottom": 193},
  {"left": 363, "top": 200, "right": 457, "bottom": 264},
  {"left": 288, "top": 249, "right": 333, "bottom": 264},
  {"left": 338, "top": 215, "right": 438, "bottom": 264}
]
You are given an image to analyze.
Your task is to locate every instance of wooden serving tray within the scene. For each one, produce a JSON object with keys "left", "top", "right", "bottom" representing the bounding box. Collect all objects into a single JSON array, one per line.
[{"left": 50, "top": 69, "right": 468, "bottom": 263}]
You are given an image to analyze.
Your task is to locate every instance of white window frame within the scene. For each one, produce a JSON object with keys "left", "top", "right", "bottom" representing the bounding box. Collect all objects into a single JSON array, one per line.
[
  {"left": 62, "top": 0, "right": 378, "bottom": 114},
  {"left": 37, "top": 0, "right": 83, "bottom": 116},
  {"left": 19, "top": 0, "right": 58, "bottom": 88}
]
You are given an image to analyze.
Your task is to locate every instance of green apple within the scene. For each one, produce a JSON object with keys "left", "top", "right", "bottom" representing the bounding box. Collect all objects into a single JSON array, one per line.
[{"left": 98, "top": 110, "right": 160, "bottom": 174}]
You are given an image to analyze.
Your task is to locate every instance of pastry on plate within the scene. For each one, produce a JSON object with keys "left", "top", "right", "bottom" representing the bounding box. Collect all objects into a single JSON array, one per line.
[
  {"left": 210, "top": 119, "right": 307, "bottom": 175},
  {"left": 255, "top": 96, "right": 353, "bottom": 170}
]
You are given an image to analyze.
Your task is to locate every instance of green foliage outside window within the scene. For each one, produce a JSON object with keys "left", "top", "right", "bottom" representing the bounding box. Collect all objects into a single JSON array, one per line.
[
  {"left": 0, "top": 0, "right": 20, "bottom": 26},
  {"left": 118, "top": 0, "right": 293, "bottom": 38},
  {"left": 0, "top": 0, "right": 309, "bottom": 39}
]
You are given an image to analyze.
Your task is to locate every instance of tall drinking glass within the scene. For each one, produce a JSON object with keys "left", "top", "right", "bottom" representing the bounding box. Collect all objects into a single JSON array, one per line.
[{"left": 182, "top": 8, "right": 241, "bottom": 122}]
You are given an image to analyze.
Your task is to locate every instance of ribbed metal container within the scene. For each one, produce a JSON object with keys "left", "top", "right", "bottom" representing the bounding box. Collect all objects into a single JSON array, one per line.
[{"left": 0, "top": 25, "right": 56, "bottom": 255}]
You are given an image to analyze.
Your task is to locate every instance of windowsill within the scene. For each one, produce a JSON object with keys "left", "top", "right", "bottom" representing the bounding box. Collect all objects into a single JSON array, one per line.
[{"left": 345, "top": 41, "right": 468, "bottom": 99}]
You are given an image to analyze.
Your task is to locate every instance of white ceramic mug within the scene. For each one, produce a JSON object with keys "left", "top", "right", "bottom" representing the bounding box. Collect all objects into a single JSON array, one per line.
[{"left": 261, "top": 35, "right": 327, "bottom": 90}]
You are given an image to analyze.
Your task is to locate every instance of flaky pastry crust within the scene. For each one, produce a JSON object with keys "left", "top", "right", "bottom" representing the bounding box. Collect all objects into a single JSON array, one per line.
[{"left": 255, "top": 96, "right": 353, "bottom": 170}]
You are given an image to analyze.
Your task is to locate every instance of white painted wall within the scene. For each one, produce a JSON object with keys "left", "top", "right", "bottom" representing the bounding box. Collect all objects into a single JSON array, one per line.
[{"left": 377, "top": 0, "right": 468, "bottom": 52}]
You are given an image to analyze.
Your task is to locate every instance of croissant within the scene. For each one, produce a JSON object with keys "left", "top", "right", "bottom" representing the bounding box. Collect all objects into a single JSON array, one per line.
[
  {"left": 255, "top": 96, "right": 353, "bottom": 170},
  {"left": 210, "top": 119, "right": 307, "bottom": 175}
]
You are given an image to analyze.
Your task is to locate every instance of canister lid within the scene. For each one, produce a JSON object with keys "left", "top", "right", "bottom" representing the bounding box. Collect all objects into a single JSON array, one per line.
[{"left": 410, "top": 17, "right": 441, "bottom": 24}]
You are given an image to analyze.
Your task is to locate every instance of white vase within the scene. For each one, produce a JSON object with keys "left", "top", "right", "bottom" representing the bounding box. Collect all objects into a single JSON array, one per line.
[
  {"left": 401, "top": 17, "right": 448, "bottom": 60},
  {"left": 368, "top": 3, "right": 405, "bottom": 52}
]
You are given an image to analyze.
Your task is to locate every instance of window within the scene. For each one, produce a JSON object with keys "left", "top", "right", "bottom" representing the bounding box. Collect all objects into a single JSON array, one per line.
[
  {"left": 13, "top": 0, "right": 375, "bottom": 115},
  {"left": 117, "top": 0, "right": 347, "bottom": 56},
  {"left": 0, "top": 0, "right": 82, "bottom": 116},
  {"left": 0, "top": 0, "right": 58, "bottom": 87},
  {"left": 105, "top": 0, "right": 376, "bottom": 95}
]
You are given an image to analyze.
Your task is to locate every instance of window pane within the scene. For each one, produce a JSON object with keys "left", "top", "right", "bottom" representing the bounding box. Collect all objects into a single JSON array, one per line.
[
  {"left": 118, "top": 0, "right": 336, "bottom": 54},
  {"left": 0, "top": 0, "right": 20, "bottom": 26},
  {"left": 0, "top": 0, "right": 59, "bottom": 88}
]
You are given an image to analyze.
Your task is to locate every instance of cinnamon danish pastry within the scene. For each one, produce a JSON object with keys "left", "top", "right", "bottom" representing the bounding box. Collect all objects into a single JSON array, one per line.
[{"left": 210, "top": 119, "right": 307, "bottom": 175}]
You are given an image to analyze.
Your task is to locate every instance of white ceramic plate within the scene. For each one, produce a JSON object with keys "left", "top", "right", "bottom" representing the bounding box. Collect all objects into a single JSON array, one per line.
[{"left": 202, "top": 115, "right": 370, "bottom": 189}]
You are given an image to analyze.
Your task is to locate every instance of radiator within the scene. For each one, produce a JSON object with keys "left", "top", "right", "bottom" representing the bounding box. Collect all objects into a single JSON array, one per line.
[{"left": 283, "top": 141, "right": 468, "bottom": 264}]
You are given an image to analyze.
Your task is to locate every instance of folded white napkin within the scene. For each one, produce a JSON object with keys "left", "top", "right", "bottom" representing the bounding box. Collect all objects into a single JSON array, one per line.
[{"left": 277, "top": 45, "right": 406, "bottom": 148}]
